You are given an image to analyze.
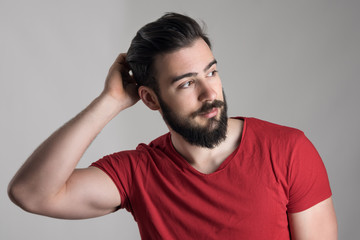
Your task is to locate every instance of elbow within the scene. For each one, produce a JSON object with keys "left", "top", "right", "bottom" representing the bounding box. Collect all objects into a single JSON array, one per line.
[
  {"left": 8, "top": 180, "right": 39, "bottom": 213},
  {"left": 8, "top": 180, "right": 28, "bottom": 211},
  {"left": 8, "top": 179, "right": 61, "bottom": 217}
]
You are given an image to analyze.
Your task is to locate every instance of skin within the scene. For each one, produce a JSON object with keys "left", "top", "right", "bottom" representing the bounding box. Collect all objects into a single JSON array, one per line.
[
  {"left": 8, "top": 38, "right": 337, "bottom": 238},
  {"left": 7, "top": 53, "right": 135, "bottom": 219},
  {"left": 139, "top": 39, "right": 243, "bottom": 172},
  {"left": 289, "top": 197, "right": 338, "bottom": 240}
]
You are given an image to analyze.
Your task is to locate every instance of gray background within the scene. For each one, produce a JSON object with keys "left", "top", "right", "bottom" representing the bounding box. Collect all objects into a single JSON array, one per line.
[{"left": 1, "top": 0, "right": 359, "bottom": 239}]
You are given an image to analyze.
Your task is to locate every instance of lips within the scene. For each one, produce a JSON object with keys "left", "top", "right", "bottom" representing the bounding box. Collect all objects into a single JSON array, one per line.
[
  {"left": 199, "top": 107, "right": 219, "bottom": 118},
  {"left": 191, "top": 100, "right": 225, "bottom": 119}
]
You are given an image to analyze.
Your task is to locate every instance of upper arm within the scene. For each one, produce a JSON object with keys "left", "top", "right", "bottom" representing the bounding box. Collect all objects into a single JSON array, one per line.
[
  {"left": 288, "top": 197, "right": 338, "bottom": 240},
  {"left": 40, "top": 167, "right": 121, "bottom": 219}
]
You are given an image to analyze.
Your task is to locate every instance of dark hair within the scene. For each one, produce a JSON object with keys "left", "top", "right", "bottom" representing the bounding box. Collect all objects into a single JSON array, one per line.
[{"left": 126, "top": 12, "right": 211, "bottom": 93}]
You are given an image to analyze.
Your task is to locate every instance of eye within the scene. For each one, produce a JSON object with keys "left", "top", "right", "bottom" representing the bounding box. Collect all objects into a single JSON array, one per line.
[
  {"left": 207, "top": 70, "right": 218, "bottom": 77},
  {"left": 179, "top": 80, "right": 195, "bottom": 89}
]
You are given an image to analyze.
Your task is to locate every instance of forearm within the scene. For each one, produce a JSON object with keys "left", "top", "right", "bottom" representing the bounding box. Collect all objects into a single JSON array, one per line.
[{"left": 8, "top": 94, "right": 123, "bottom": 209}]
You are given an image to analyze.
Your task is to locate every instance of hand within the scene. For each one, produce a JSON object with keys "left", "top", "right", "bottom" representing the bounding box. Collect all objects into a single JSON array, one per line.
[{"left": 101, "top": 53, "right": 140, "bottom": 109}]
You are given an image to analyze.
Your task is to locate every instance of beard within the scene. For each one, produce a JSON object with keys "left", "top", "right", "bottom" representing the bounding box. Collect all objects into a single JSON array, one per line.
[{"left": 157, "top": 91, "right": 228, "bottom": 149}]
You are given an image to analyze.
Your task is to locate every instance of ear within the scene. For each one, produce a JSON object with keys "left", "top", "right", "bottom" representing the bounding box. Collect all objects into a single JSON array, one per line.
[{"left": 138, "top": 86, "right": 160, "bottom": 110}]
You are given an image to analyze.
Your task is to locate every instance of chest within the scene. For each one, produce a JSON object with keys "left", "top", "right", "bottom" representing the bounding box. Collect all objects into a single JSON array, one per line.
[{"left": 130, "top": 152, "right": 291, "bottom": 239}]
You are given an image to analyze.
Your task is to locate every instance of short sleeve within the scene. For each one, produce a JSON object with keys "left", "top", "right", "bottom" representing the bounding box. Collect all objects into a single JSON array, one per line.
[
  {"left": 91, "top": 150, "right": 140, "bottom": 211},
  {"left": 287, "top": 133, "right": 332, "bottom": 213}
]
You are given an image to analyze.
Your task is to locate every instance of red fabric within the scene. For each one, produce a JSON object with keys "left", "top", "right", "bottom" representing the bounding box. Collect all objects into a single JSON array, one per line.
[{"left": 91, "top": 117, "right": 332, "bottom": 239}]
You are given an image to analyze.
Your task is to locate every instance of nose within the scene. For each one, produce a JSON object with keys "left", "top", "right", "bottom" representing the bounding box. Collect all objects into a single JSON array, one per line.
[{"left": 198, "top": 81, "right": 217, "bottom": 102}]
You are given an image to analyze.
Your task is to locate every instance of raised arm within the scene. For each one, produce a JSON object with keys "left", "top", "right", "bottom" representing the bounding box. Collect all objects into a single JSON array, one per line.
[
  {"left": 288, "top": 197, "right": 338, "bottom": 240},
  {"left": 8, "top": 53, "right": 139, "bottom": 219}
]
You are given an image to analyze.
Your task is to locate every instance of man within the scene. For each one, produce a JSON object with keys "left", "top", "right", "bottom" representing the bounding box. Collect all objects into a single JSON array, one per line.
[{"left": 8, "top": 13, "right": 337, "bottom": 239}]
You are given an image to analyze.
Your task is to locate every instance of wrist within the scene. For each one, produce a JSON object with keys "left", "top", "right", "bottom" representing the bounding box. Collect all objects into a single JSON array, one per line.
[
  {"left": 96, "top": 93, "right": 127, "bottom": 115},
  {"left": 85, "top": 94, "right": 125, "bottom": 126}
]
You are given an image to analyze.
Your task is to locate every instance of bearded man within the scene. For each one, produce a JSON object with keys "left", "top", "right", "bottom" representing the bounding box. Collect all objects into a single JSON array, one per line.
[{"left": 8, "top": 12, "right": 337, "bottom": 239}]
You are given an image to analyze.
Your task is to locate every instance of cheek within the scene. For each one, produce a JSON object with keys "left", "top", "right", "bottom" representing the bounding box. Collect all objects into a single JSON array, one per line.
[
  {"left": 175, "top": 98, "right": 197, "bottom": 111},
  {"left": 168, "top": 95, "right": 200, "bottom": 115}
]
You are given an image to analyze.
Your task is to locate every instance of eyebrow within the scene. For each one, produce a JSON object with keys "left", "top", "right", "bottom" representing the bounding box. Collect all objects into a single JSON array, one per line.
[{"left": 171, "top": 59, "right": 217, "bottom": 83}]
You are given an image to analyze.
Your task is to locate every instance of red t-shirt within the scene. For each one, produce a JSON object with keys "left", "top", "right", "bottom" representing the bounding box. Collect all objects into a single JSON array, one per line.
[{"left": 91, "top": 117, "right": 332, "bottom": 239}]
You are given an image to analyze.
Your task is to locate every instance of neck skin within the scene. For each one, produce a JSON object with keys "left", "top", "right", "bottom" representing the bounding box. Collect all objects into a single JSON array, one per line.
[{"left": 169, "top": 118, "right": 244, "bottom": 174}]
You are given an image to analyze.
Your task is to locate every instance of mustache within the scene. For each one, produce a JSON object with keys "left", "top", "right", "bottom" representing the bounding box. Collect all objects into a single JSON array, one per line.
[{"left": 191, "top": 100, "right": 225, "bottom": 118}]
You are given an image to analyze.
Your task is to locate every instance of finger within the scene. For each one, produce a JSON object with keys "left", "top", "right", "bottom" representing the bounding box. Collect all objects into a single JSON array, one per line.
[
  {"left": 109, "top": 53, "right": 127, "bottom": 72},
  {"left": 120, "top": 68, "right": 136, "bottom": 85},
  {"left": 108, "top": 53, "right": 137, "bottom": 87},
  {"left": 115, "top": 53, "right": 126, "bottom": 63}
]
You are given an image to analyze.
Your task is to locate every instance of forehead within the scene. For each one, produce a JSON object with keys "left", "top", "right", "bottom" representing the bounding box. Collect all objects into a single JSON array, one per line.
[{"left": 153, "top": 38, "right": 215, "bottom": 84}]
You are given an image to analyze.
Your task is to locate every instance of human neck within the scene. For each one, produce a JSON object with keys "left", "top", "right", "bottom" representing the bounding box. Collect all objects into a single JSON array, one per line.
[{"left": 170, "top": 118, "right": 243, "bottom": 174}]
